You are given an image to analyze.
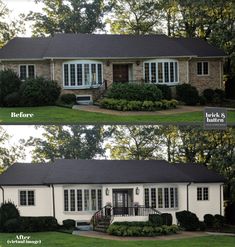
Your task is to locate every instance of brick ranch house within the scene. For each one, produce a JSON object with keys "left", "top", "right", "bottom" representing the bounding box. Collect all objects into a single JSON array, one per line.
[
  {"left": 0, "top": 160, "right": 225, "bottom": 228},
  {"left": 0, "top": 33, "right": 225, "bottom": 102}
]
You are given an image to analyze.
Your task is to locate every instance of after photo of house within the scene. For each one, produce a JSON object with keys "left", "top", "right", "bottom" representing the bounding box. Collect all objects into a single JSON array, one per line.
[{"left": 0, "top": 125, "right": 234, "bottom": 246}]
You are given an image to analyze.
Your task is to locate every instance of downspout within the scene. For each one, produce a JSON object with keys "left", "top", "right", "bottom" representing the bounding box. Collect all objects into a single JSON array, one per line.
[
  {"left": 187, "top": 57, "right": 193, "bottom": 84},
  {"left": 220, "top": 184, "right": 223, "bottom": 215},
  {"left": 186, "top": 182, "right": 191, "bottom": 211},
  {"left": 51, "top": 185, "right": 55, "bottom": 218},
  {"left": 0, "top": 186, "right": 4, "bottom": 203},
  {"left": 51, "top": 59, "right": 55, "bottom": 81}
]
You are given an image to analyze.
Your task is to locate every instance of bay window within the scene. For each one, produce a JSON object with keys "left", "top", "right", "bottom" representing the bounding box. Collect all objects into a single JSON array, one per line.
[
  {"left": 144, "top": 59, "right": 179, "bottom": 84},
  {"left": 63, "top": 61, "right": 103, "bottom": 88}
]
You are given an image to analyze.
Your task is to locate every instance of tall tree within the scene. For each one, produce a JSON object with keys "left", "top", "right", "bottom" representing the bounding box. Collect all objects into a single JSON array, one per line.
[
  {"left": 27, "top": 0, "right": 111, "bottom": 36},
  {"left": 0, "top": 0, "right": 25, "bottom": 47},
  {"left": 0, "top": 127, "right": 25, "bottom": 173},
  {"left": 26, "top": 125, "right": 105, "bottom": 162},
  {"left": 106, "top": 125, "right": 163, "bottom": 160},
  {"left": 108, "top": 0, "right": 162, "bottom": 34}
]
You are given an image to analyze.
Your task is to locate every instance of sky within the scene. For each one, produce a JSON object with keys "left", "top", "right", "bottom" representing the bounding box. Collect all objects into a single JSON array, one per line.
[{"left": 2, "top": 0, "right": 43, "bottom": 36}]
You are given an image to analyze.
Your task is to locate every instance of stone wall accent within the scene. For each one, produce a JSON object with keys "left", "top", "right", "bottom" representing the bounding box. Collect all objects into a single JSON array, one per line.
[
  {"left": 2, "top": 61, "right": 50, "bottom": 79},
  {"left": 189, "top": 58, "right": 223, "bottom": 93},
  {"left": 133, "top": 61, "right": 144, "bottom": 81},
  {"left": 103, "top": 62, "right": 113, "bottom": 87}
]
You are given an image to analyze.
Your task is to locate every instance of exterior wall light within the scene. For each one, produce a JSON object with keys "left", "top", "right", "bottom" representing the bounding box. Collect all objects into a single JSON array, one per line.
[
  {"left": 105, "top": 188, "right": 110, "bottom": 196},
  {"left": 106, "top": 60, "right": 110, "bottom": 66},
  {"left": 136, "top": 61, "right": 140, "bottom": 66},
  {"left": 136, "top": 187, "right": 140, "bottom": 195}
]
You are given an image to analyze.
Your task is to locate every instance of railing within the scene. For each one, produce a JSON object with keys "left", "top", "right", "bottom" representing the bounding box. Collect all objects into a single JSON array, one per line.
[{"left": 92, "top": 205, "right": 161, "bottom": 227}]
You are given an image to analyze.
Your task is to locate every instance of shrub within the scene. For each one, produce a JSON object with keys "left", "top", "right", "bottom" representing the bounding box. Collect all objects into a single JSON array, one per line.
[
  {"left": 176, "top": 84, "right": 199, "bottom": 105},
  {"left": 168, "top": 225, "right": 180, "bottom": 233},
  {"left": 60, "top": 94, "right": 76, "bottom": 105},
  {"left": 0, "top": 202, "right": 20, "bottom": 230},
  {"left": 176, "top": 211, "right": 199, "bottom": 231},
  {"left": 149, "top": 214, "right": 163, "bottom": 226},
  {"left": 63, "top": 219, "right": 75, "bottom": 229},
  {"left": 20, "top": 217, "right": 58, "bottom": 232},
  {"left": 157, "top": 85, "right": 172, "bottom": 100},
  {"left": 214, "top": 89, "right": 225, "bottom": 103},
  {"left": 3, "top": 218, "right": 21, "bottom": 233},
  {"left": 106, "top": 83, "right": 163, "bottom": 101},
  {"left": 214, "top": 215, "right": 225, "bottom": 227},
  {"left": 3, "top": 92, "right": 21, "bottom": 107},
  {"left": 204, "top": 214, "right": 215, "bottom": 228},
  {"left": 127, "top": 101, "right": 142, "bottom": 111},
  {"left": 20, "top": 77, "right": 61, "bottom": 106},
  {"left": 0, "top": 70, "right": 22, "bottom": 106},
  {"left": 199, "top": 221, "right": 206, "bottom": 231},
  {"left": 154, "top": 101, "right": 163, "bottom": 109},
  {"left": 142, "top": 101, "right": 155, "bottom": 111},
  {"left": 203, "top": 89, "right": 215, "bottom": 103},
  {"left": 142, "top": 226, "right": 155, "bottom": 236},
  {"left": 199, "top": 95, "right": 207, "bottom": 105},
  {"left": 161, "top": 213, "right": 172, "bottom": 226}
]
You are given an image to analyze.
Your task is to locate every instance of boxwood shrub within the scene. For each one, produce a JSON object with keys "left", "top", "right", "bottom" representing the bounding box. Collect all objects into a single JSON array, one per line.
[
  {"left": 107, "top": 222, "right": 179, "bottom": 236},
  {"left": 161, "top": 213, "right": 173, "bottom": 226},
  {"left": 100, "top": 98, "right": 178, "bottom": 111},
  {"left": 62, "top": 219, "right": 76, "bottom": 229},
  {"left": 204, "top": 214, "right": 215, "bottom": 227},
  {"left": 106, "top": 83, "right": 163, "bottom": 101},
  {"left": 149, "top": 214, "right": 163, "bottom": 226},
  {"left": 176, "top": 83, "right": 199, "bottom": 105},
  {"left": 20, "top": 77, "right": 61, "bottom": 106},
  {"left": 176, "top": 210, "right": 199, "bottom": 231},
  {"left": 157, "top": 84, "right": 172, "bottom": 100},
  {"left": 60, "top": 94, "right": 76, "bottom": 105}
]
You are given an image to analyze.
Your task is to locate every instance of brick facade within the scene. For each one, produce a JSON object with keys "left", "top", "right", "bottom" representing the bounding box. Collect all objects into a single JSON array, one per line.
[
  {"left": 0, "top": 57, "right": 223, "bottom": 99},
  {"left": 189, "top": 58, "right": 223, "bottom": 93}
]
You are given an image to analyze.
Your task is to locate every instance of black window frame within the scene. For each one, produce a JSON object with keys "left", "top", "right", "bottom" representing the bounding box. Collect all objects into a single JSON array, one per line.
[{"left": 19, "top": 190, "right": 35, "bottom": 206}]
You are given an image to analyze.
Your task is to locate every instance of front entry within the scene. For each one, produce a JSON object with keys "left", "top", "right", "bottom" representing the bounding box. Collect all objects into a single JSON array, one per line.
[
  {"left": 113, "top": 189, "right": 133, "bottom": 215},
  {"left": 113, "top": 64, "right": 129, "bottom": 83}
]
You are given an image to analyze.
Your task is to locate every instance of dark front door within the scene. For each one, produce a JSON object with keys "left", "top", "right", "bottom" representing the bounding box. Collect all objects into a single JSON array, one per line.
[
  {"left": 113, "top": 190, "right": 129, "bottom": 215},
  {"left": 113, "top": 64, "right": 129, "bottom": 82}
]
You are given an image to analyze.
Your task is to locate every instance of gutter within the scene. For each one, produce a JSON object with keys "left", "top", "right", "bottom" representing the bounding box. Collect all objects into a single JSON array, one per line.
[
  {"left": 0, "top": 186, "right": 4, "bottom": 203},
  {"left": 51, "top": 184, "right": 55, "bottom": 218},
  {"left": 186, "top": 182, "right": 191, "bottom": 211},
  {"left": 220, "top": 184, "right": 223, "bottom": 215}
]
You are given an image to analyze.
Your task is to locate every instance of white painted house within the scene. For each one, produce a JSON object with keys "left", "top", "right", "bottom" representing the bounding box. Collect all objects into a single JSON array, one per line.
[{"left": 0, "top": 160, "right": 225, "bottom": 226}]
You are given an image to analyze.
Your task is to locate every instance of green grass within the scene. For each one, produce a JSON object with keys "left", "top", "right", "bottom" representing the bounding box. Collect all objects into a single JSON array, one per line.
[
  {"left": 0, "top": 232, "right": 234, "bottom": 247},
  {"left": 0, "top": 106, "right": 235, "bottom": 124}
]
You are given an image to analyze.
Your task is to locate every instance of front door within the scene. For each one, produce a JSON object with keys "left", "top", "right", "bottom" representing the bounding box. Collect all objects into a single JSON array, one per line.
[
  {"left": 113, "top": 64, "right": 129, "bottom": 83},
  {"left": 113, "top": 189, "right": 131, "bottom": 215}
]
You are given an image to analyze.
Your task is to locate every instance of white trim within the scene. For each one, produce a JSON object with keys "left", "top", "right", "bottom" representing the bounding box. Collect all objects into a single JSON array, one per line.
[{"left": 196, "top": 61, "right": 209, "bottom": 76}]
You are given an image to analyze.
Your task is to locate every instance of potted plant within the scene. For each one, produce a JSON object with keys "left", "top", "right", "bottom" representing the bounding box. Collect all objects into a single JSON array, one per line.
[{"left": 134, "top": 202, "right": 139, "bottom": 216}]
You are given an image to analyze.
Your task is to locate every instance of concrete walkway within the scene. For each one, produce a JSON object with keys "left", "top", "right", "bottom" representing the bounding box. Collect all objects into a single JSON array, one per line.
[
  {"left": 73, "top": 230, "right": 209, "bottom": 241},
  {"left": 73, "top": 105, "right": 205, "bottom": 116}
]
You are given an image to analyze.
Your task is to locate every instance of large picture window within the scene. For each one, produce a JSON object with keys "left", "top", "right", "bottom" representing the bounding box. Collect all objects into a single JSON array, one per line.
[
  {"left": 64, "top": 188, "right": 102, "bottom": 212},
  {"left": 144, "top": 60, "right": 179, "bottom": 84},
  {"left": 144, "top": 187, "right": 178, "bottom": 209},
  {"left": 63, "top": 61, "right": 103, "bottom": 88}
]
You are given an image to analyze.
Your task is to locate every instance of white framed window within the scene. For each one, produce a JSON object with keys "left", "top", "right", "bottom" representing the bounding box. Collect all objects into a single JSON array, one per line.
[
  {"left": 19, "top": 190, "right": 35, "bottom": 206},
  {"left": 197, "top": 187, "right": 209, "bottom": 201},
  {"left": 144, "top": 186, "right": 178, "bottom": 209},
  {"left": 19, "top": 65, "right": 36, "bottom": 80},
  {"left": 144, "top": 59, "right": 179, "bottom": 85},
  {"left": 197, "top": 62, "right": 209, "bottom": 75},
  {"left": 64, "top": 188, "right": 102, "bottom": 212},
  {"left": 63, "top": 60, "right": 103, "bottom": 89}
]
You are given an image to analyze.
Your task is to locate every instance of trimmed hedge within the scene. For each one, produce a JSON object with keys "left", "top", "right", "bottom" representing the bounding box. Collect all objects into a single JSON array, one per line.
[
  {"left": 62, "top": 219, "right": 76, "bottom": 229},
  {"left": 203, "top": 88, "right": 225, "bottom": 104},
  {"left": 149, "top": 214, "right": 163, "bottom": 226},
  {"left": 157, "top": 85, "right": 172, "bottom": 100},
  {"left": 20, "top": 77, "right": 61, "bottom": 106},
  {"left": 60, "top": 94, "right": 76, "bottom": 105},
  {"left": 161, "top": 213, "right": 173, "bottom": 226},
  {"left": 107, "top": 223, "right": 179, "bottom": 236},
  {"left": 204, "top": 214, "right": 214, "bottom": 227},
  {"left": 176, "top": 84, "right": 199, "bottom": 105},
  {"left": 176, "top": 210, "right": 199, "bottom": 231},
  {"left": 100, "top": 98, "right": 178, "bottom": 111},
  {"left": 106, "top": 83, "right": 163, "bottom": 101}
]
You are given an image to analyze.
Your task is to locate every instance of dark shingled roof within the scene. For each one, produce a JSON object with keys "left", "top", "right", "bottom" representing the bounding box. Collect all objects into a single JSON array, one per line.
[
  {"left": 0, "top": 33, "right": 225, "bottom": 60},
  {"left": 0, "top": 160, "right": 225, "bottom": 186}
]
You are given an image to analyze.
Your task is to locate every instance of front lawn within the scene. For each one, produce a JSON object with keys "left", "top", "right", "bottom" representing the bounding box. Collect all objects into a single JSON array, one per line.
[
  {"left": 0, "top": 232, "right": 234, "bottom": 247},
  {"left": 0, "top": 106, "right": 235, "bottom": 124}
]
